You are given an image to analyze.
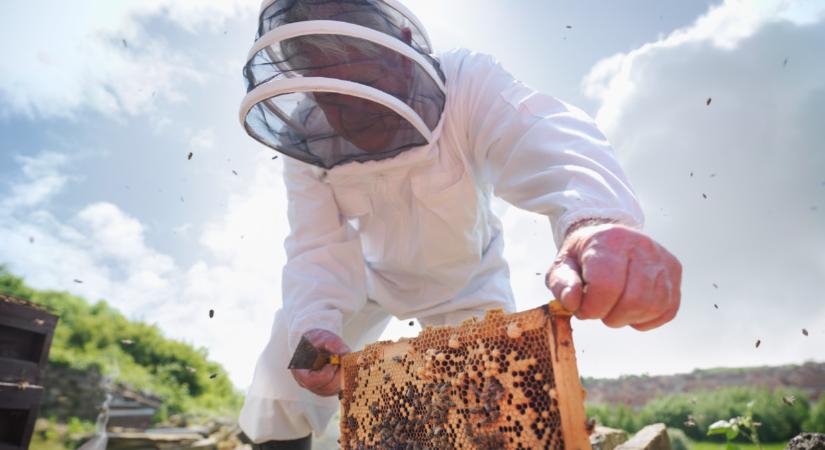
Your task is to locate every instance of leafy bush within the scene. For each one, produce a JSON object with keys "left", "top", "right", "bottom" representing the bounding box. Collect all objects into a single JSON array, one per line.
[
  {"left": 588, "top": 386, "right": 812, "bottom": 442},
  {"left": 706, "top": 400, "right": 764, "bottom": 449},
  {"left": 804, "top": 395, "right": 825, "bottom": 433},
  {"left": 586, "top": 403, "right": 641, "bottom": 433}
]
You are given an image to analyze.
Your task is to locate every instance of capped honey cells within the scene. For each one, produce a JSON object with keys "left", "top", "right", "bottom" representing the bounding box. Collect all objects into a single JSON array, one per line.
[{"left": 339, "top": 301, "right": 592, "bottom": 450}]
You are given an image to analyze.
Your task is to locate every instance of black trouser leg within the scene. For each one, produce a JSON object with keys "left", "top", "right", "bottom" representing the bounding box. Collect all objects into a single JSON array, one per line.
[{"left": 251, "top": 434, "right": 312, "bottom": 450}]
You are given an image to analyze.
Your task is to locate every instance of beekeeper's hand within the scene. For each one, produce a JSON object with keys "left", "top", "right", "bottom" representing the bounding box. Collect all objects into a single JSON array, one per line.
[
  {"left": 545, "top": 221, "right": 681, "bottom": 331},
  {"left": 291, "top": 329, "right": 350, "bottom": 396}
]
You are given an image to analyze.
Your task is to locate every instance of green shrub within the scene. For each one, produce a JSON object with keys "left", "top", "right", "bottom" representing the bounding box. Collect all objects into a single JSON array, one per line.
[
  {"left": 804, "top": 395, "right": 825, "bottom": 433},
  {"left": 638, "top": 393, "right": 697, "bottom": 438},
  {"left": 587, "top": 386, "right": 814, "bottom": 443},
  {"left": 586, "top": 403, "right": 641, "bottom": 433},
  {"left": 667, "top": 427, "right": 692, "bottom": 450},
  {"left": 636, "top": 387, "right": 810, "bottom": 442}
]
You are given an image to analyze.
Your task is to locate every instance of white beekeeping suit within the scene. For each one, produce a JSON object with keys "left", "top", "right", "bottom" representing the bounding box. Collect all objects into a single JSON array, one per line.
[{"left": 238, "top": 0, "right": 644, "bottom": 441}]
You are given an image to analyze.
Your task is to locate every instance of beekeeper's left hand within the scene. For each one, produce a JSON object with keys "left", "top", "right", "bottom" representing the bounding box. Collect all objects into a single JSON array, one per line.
[
  {"left": 545, "top": 222, "right": 682, "bottom": 331},
  {"left": 291, "top": 329, "right": 350, "bottom": 397}
]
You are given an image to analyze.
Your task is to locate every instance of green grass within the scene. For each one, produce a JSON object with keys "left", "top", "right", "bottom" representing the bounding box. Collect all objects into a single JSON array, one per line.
[{"left": 691, "top": 442, "right": 787, "bottom": 450}]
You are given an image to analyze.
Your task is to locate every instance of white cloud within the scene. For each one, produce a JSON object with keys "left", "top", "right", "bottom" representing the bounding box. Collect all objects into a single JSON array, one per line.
[
  {"left": 1, "top": 152, "right": 73, "bottom": 209},
  {"left": 186, "top": 128, "right": 216, "bottom": 153},
  {"left": 583, "top": 0, "right": 825, "bottom": 135},
  {"left": 77, "top": 203, "right": 174, "bottom": 272},
  {"left": 566, "top": 0, "right": 825, "bottom": 377},
  {"left": 143, "top": 0, "right": 259, "bottom": 32},
  {"left": 173, "top": 223, "right": 193, "bottom": 235},
  {"left": 0, "top": 0, "right": 258, "bottom": 119}
]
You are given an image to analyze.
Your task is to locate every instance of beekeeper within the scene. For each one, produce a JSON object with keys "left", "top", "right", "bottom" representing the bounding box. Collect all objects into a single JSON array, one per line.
[{"left": 237, "top": 0, "right": 682, "bottom": 448}]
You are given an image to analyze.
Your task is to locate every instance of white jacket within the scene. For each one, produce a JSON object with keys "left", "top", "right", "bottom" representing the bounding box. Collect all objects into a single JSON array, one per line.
[{"left": 280, "top": 48, "right": 644, "bottom": 354}]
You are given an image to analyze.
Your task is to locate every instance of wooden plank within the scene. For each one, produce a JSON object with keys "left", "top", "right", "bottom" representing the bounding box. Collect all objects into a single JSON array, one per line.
[
  {"left": 547, "top": 300, "right": 592, "bottom": 450},
  {"left": 0, "top": 359, "right": 39, "bottom": 385}
]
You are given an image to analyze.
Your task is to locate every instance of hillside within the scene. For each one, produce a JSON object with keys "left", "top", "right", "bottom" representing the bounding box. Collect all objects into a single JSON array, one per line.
[
  {"left": 582, "top": 362, "right": 825, "bottom": 407},
  {"left": 0, "top": 265, "right": 242, "bottom": 424}
]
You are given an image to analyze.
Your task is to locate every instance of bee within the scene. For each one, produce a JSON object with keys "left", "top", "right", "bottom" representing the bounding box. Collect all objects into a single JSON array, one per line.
[{"left": 585, "top": 417, "right": 597, "bottom": 434}]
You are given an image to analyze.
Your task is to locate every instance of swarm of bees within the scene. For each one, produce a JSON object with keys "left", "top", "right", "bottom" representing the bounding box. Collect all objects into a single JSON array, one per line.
[{"left": 339, "top": 302, "right": 590, "bottom": 449}]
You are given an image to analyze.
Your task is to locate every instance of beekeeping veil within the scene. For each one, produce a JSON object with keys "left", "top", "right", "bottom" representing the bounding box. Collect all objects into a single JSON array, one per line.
[{"left": 240, "top": 0, "right": 446, "bottom": 169}]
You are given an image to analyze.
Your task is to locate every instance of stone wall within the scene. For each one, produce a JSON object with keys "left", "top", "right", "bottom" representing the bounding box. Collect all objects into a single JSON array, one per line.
[{"left": 40, "top": 361, "right": 108, "bottom": 422}]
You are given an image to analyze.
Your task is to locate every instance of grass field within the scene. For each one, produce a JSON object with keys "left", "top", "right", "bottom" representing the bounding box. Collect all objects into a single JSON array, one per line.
[{"left": 691, "top": 442, "right": 787, "bottom": 450}]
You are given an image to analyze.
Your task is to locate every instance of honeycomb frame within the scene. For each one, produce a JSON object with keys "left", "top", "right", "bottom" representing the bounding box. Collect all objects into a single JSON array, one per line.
[{"left": 339, "top": 301, "right": 591, "bottom": 450}]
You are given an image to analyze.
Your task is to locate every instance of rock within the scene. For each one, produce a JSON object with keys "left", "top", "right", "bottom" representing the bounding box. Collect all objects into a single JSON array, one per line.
[
  {"left": 106, "top": 430, "right": 204, "bottom": 450},
  {"left": 616, "top": 423, "right": 672, "bottom": 450},
  {"left": 190, "top": 437, "right": 218, "bottom": 449},
  {"left": 787, "top": 433, "right": 825, "bottom": 450},
  {"left": 590, "top": 426, "right": 630, "bottom": 450}
]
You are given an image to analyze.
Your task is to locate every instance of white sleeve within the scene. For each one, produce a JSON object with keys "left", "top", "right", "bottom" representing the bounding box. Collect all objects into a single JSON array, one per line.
[
  {"left": 280, "top": 157, "right": 368, "bottom": 353},
  {"left": 455, "top": 51, "right": 645, "bottom": 246}
]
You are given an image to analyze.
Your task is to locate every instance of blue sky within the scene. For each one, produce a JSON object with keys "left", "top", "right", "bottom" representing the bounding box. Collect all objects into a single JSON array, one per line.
[{"left": 1, "top": 0, "right": 823, "bottom": 390}]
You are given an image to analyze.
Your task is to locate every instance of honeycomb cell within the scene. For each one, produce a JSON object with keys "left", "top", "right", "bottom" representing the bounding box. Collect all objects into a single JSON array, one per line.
[{"left": 339, "top": 301, "right": 590, "bottom": 449}]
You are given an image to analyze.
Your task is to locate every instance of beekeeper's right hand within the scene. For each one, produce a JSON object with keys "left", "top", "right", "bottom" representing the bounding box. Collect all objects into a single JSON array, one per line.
[{"left": 290, "top": 329, "right": 350, "bottom": 397}]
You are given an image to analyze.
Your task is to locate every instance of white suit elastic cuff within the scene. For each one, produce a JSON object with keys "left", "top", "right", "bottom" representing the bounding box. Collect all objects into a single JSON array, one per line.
[
  {"left": 553, "top": 208, "right": 644, "bottom": 247},
  {"left": 288, "top": 309, "right": 343, "bottom": 355}
]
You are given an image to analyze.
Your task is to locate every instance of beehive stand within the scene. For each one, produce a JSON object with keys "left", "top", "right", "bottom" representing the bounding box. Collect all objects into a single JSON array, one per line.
[{"left": 339, "top": 301, "right": 591, "bottom": 450}]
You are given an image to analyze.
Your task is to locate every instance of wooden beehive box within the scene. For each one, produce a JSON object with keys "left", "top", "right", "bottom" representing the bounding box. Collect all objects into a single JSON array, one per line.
[
  {"left": 339, "top": 301, "right": 591, "bottom": 450},
  {"left": 0, "top": 294, "right": 58, "bottom": 385}
]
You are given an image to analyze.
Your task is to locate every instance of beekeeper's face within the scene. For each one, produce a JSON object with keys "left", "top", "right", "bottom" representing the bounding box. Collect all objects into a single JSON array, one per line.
[{"left": 303, "top": 29, "right": 414, "bottom": 152}]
